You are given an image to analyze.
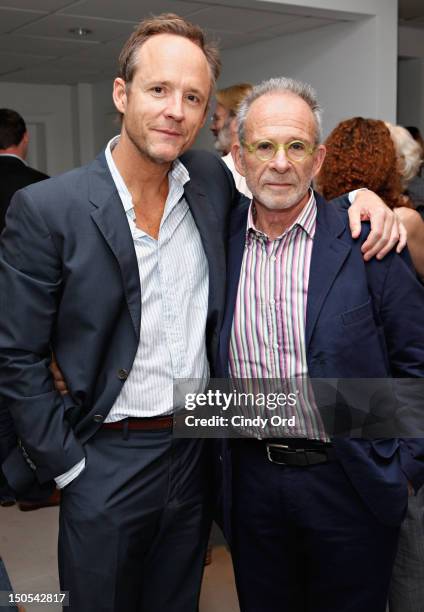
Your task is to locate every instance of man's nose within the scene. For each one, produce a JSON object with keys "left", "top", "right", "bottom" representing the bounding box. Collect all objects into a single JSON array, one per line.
[
  {"left": 270, "top": 148, "right": 290, "bottom": 172},
  {"left": 166, "top": 94, "right": 184, "bottom": 121}
]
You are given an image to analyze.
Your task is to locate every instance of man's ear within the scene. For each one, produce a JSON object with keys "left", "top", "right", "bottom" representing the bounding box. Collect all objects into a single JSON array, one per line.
[
  {"left": 312, "top": 144, "right": 326, "bottom": 179},
  {"left": 232, "top": 142, "right": 246, "bottom": 177},
  {"left": 113, "top": 78, "right": 128, "bottom": 114}
]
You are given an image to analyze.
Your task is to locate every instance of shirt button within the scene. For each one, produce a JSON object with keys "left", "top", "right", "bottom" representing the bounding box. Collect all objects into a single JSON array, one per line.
[
  {"left": 269, "top": 299, "right": 275, "bottom": 305},
  {"left": 93, "top": 414, "right": 104, "bottom": 423},
  {"left": 271, "top": 256, "right": 277, "bottom": 262},
  {"left": 117, "top": 368, "right": 129, "bottom": 380},
  {"left": 274, "top": 343, "right": 279, "bottom": 349}
]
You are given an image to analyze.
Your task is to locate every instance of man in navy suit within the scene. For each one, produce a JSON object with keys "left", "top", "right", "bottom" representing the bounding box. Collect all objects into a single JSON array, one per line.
[
  {"left": 0, "top": 14, "right": 235, "bottom": 612},
  {"left": 217, "top": 77, "right": 424, "bottom": 612}
]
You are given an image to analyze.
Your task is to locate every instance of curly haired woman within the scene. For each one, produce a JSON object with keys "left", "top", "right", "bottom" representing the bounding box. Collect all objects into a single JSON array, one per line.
[{"left": 316, "top": 117, "right": 424, "bottom": 278}]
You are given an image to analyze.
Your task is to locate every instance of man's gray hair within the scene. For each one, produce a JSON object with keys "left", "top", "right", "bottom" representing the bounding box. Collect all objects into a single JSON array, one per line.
[{"left": 237, "top": 77, "right": 323, "bottom": 145}]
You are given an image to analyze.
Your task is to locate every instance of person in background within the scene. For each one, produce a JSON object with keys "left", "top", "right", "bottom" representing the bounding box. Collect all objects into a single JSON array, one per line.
[
  {"left": 384, "top": 123, "right": 424, "bottom": 278},
  {"left": 0, "top": 109, "right": 48, "bottom": 233},
  {"left": 0, "top": 109, "right": 55, "bottom": 510},
  {"left": 405, "top": 126, "right": 424, "bottom": 170},
  {"left": 317, "top": 117, "right": 424, "bottom": 279},
  {"left": 404, "top": 126, "right": 424, "bottom": 212},
  {"left": 386, "top": 123, "right": 424, "bottom": 204},
  {"left": 210, "top": 83, "right": 253, "bottom": 196},
  {"left": 210, "top": 83, "right": 252, "bottom": 155}
]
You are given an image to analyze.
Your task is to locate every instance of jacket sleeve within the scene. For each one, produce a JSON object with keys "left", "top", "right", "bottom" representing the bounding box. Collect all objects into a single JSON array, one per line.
[
  {"left": 0, "top": 188, "right": 85, "bottom": 491},
  {"left": 370, "top": 247, "right": 424, "bottom": 490}
]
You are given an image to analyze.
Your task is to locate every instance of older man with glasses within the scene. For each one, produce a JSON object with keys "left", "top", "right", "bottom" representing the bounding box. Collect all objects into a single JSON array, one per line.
[{"left": 216, "top": 77, "right": 424, "bottom": 612}]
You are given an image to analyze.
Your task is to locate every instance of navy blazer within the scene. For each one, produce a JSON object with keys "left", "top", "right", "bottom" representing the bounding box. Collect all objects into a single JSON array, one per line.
[
  {"left": 217, "top": 192, "right": 424, "bottom": 529},
  {"left": 0, "top": 155, "right": 48, "bottom": 233},
  {"left": 0, "top": 150, "right": 242, "bottom": 493}
]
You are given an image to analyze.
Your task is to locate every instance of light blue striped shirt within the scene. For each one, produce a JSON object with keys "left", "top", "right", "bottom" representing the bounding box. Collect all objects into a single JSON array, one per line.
[{"left": 105, "top": 136, "right": 209, "bottom": 420}]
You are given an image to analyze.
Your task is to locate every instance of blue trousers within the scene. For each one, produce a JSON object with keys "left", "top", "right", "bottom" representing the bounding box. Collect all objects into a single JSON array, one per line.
[
  {"left": 230, "top": 439, "right": 400, "bottom": 612},
  {"left": 59, "top": 427, "right": 213, "bottom": 612},
  {"left": 0, "top": 402, "right": 16, "bottom": 501},
  {"left": 389, "top": 487, "right": 424, "bottom": 612}
]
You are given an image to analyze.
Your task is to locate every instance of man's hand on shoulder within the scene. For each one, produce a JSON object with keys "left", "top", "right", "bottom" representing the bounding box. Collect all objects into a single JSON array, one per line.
[{"left": 348, "top": 189, "right": 407, "bottom": 261}]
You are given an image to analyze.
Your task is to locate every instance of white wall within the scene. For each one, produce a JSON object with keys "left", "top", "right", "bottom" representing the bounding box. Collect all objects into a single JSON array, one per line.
[
  {"left": 0, "top": 79, "right": 118, "bottom": 174},
  {"left": 194, "top": 0, "right": 397, "bottom": 151},
  {"left": 398, "top": 26, "right": 424, "bottom": 60},
  {"left": 397, "top": 58, "right": 424, "bottom": 135},
  {"left": 91, "top": 79, "right": 119, "bottom": 154},
  {"left": 397, "top": 26, "right": 424, "bottom": 136},
  {"left": 0, "top": 81, "right": 76, "bottom": 176}
]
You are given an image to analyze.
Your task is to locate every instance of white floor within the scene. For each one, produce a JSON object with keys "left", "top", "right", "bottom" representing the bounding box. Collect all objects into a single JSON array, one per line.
[{"left": 0, "top": 505, "right": 240, "bottom": 612}]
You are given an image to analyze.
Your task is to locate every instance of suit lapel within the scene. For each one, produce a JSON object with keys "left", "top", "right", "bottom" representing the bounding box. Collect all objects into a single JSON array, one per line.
[
  {"left": 218, "top": 204, "right": 249, "bottom": 373},
  {"left": 184, "top": 178, "right": 226, "bottom": 325},
  {"left": 305, "top": 195, "right": 351, "bottom": 349},
  {"left": 88, "top": 154, "right": 141, "bottom": 338}
]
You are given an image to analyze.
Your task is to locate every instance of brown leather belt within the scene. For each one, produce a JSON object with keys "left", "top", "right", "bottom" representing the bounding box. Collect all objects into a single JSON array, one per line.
[{"left": 102, "top": 416, "right": 173, "bottom": 431}]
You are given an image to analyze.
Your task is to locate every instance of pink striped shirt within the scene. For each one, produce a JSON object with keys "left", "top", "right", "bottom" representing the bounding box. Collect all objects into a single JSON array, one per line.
[{"left": 229, "top": 190, "right": 328, "bottom": 440}]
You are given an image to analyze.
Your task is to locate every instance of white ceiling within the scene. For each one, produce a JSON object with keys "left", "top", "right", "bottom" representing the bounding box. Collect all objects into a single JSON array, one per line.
[
  {"left": 0, "top": 0, "right": 420, "bottom": 85},
  {"left": 0, "top": 0, "right": 339, "bottom": 84}
]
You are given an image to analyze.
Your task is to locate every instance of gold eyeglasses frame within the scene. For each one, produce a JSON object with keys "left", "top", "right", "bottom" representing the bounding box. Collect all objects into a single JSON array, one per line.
[{"left": 242, "top": 139, "right": 316, "bottom": 163}]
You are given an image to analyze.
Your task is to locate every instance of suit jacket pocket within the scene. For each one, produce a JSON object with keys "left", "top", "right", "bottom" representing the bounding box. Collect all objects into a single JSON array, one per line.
[
  {"left": 341, "top": 299, "right": 373, "bottom": 326},
  {"left": 371, "top": 439, "right": 400, "bottom": 460},
  {"left": 62, "top": 393, "right": 84, "bottom": 427}
]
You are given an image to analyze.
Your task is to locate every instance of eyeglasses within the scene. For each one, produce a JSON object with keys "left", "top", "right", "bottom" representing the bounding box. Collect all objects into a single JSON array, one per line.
[{"left": 242, "top": 139, "right": 316, "bottom": 163}]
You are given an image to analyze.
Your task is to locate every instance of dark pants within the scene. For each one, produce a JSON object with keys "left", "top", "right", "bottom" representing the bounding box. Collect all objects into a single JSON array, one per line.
[
  {"left": 0, "top": 403, "right": 16, "bottom": 502},
  {"left": 59, "top": 427, "right": 213, "bottom": 612},
  {"left": 230, "top": 439, "right": 400, "bottom": 612},
  {"left": 389, "top": 487, "right": 424, "bottom": 612},
  {"left": 0, "top": 558, "right": 18, "bottom": 612}
]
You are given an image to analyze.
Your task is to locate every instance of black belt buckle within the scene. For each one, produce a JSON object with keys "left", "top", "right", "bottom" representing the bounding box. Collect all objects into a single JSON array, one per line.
[
  {"left": 266, "top": 443, "right": 291, "bottom": 465},
  {"left": 266, "top": 443, "right": 329, "bottom": 467}
]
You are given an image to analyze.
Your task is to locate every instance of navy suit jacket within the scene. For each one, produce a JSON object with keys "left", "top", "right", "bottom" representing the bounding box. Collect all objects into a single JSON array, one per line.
[
  {"left": 0, "top": 150, "right": 242, "bottom": 494},
  {"left": 0, "top": 155, "right": 48, "bottom": 233},
  {"left": 0, "top": 155, "right": 49, "bottom": 490},
  {"left": 217, "top": 192, "right": 424, "bottom": 529}
]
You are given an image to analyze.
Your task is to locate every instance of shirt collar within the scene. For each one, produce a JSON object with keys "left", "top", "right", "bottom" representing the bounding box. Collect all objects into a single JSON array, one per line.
[
  {"left": 247, "top": 188, "right": 317, "bottom": 240},
  {"left": 0, "top": 153, "right": 27, "bottom": 165},
  {"left": 104, "top": 135, "right": 190, "bottom": 213}
]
